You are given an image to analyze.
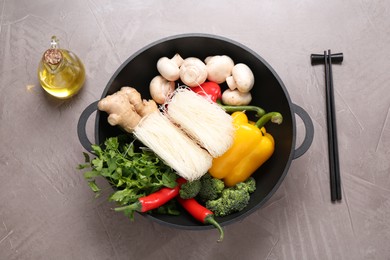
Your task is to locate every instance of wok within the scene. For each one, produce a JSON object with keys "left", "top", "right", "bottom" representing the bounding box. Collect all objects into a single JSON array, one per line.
[{"left": 78, "top": 33, "right": 314, "bottom": 229}]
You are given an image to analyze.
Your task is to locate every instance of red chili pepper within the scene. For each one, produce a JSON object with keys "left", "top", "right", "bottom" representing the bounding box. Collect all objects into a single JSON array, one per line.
[
  {"left": 177, "top": 197, "right": 224, "bottom": 242},
  {"left": 115, "top": 177, "right": 186, "bottom": 213},
  {"left": 190, "top": 81, "right": 222, "bottom": 102}
]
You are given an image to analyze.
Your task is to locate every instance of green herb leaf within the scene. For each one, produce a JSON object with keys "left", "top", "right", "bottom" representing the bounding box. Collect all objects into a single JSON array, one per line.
[
  {"left": 84, "top": 170, "right": 100, "bottom": 179},
  {"left": 78, "top": 135, "right": 180, "bottom": 218},
  {"left": 92, "top": 158, "right": 103, "bottom": 171},
  {"left": 91, "top": 145, "right": 102, "bottom": 157},
  {"left": 88, "top": 180, "right": 101, "bottom": 193},
  {"left": 109, "top": 188, "right": 141, "bottom": 205},
  {"left": 105, "top": 136, "right": 119, "bottom": 150},
  {"left": 162, "top": 171, "right": 178, "bottom": 188},
  {"left": 152, "top": 200, "right": 180, "bottom": 216},
  {"left": 77, "top": 163, "right": 89, "bottom": 170}
]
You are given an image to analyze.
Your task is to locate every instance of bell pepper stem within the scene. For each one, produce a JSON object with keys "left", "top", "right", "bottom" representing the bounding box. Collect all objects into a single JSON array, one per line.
[
  {"left": 205, "top": 215, "right": 224, "bottom": 242},
  {"left": 255, "top": 112, "right": 283, "bottom": 128},
  {"left": 217, "top": 101, "right": 266, "bottom": 118}
]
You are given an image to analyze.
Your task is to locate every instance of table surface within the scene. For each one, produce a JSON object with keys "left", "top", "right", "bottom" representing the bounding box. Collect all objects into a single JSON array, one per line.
[{"left": 1, "top": 1, "right": 389, "bottom": 259}]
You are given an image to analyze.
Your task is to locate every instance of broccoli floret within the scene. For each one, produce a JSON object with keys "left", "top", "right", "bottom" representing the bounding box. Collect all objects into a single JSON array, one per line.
[
  {"left": 198, "top": 173, "right": 225, "bottom": 201},
  {"left": 205, "top": 178, "right": 256, "bottom": 217},
  {"left": 235, "top": 177, "right": 256, "bottom": 193},
  {"left": 179, "top": 179, "right": 201, "bottom": 199},
  {"left": 206, "top": 188, "right": 250, "bottom": 217}
]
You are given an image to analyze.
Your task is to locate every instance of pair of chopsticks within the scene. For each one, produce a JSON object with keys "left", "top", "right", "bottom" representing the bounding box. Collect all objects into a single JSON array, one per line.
[{"left": 311, "top": 50, "right": 343, "bottom": 202}]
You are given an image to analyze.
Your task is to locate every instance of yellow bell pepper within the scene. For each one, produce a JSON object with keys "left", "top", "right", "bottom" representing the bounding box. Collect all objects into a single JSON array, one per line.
[{"left": 209, "top": 111, "right": 281, "bottom": 187}]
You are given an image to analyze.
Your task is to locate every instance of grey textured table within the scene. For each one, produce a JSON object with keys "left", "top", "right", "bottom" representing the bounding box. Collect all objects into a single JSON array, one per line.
[{"left": 1, "top": 1, "right": 389, "bottom": 259}]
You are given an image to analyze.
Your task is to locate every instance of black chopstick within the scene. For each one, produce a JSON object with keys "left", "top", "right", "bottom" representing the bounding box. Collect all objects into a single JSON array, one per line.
[
  {"left": 325, "top": 50, "right": 341, "bottom": 201},
  {"left": 311, "top": 50, "right": 343, "bottom": 202}
]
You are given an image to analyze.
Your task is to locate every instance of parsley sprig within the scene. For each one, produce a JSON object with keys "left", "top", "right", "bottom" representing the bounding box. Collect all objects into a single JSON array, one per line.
[{"left": 78, "top": 135, "right": 178, "bottom": 207}]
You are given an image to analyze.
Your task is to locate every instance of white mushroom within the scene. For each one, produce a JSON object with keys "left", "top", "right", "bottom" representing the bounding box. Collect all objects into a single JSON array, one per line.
[
  {"left": 226, "top": 76, "right": 239, "bottom": 90},
  {"left": 222, "top": 89, "right": 252, "bottom": 106},
  {"left": 179, "top": 57, "right": 207, "bottom": 87},
  {"left": 149, "top": 75, "right": 175, "bottom": 104},
  {"left": 226, "top": 63, "right": 254, "bottom": 93},
  {"left": 205, "top": 55, "right": 234, "bottom": 84},
  {"left": 157, "top": 53, "right": 184, "bottom": 81}
]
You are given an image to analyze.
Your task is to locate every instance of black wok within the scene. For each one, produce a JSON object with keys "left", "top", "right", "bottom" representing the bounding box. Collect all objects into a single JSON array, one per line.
[{"left": 78, "top": 33, "right": 314, "bottom": 229}]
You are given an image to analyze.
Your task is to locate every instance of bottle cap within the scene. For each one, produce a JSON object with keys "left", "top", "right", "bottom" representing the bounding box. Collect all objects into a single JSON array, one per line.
[
  {"left": 43, "top": 36, "right": 62, "bottom": 65},
  {"left": 43, "top": 48, "right": 62, "bottom": 65}
]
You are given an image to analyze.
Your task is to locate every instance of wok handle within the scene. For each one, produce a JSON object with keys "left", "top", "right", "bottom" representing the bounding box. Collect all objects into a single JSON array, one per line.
[
  {"left": 77, "top": 101, "right": 99, "bottom": 153},
  {"left": 292, "top": 103, "right": 314, "bottom": 159}
]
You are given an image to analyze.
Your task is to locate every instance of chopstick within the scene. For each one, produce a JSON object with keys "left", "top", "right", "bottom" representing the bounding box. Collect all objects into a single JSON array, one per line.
[
  {"left": 324, "top": 50, "right": 342, "bottom": 201},
  {"left": 311, "top": 50, "right": 343, "bottom": 202}
]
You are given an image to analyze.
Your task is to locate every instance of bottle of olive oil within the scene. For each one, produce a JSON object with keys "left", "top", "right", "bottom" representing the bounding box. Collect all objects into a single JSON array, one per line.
[{"left": 38, "top": 36, "right": 85, "bottom": 99}]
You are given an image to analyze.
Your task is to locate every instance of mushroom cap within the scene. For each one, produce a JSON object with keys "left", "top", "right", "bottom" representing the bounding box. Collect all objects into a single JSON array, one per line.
[
  {"left": 205, "top": 55, "right": 234, "bottom": 84},
  {"left": 222, "top": 89, "right": 252, "bottom": 106},
  {"left": 149, "top": 75, "right": 175, "bottom": 104},
  {"left": 179, "top": 57, "right": 207, "bottom": 87},
  {"left": 231, "top": 63, "right": 255, "bottom": 93},
  {"left": 157, "top": 57, "right": 181, "bottom": 81},
  {"left": 170, "top": 53, "right": 184, "bottom": 67}
]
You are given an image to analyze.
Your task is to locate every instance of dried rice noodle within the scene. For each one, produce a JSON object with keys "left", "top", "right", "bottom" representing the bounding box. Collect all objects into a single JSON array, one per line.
[
  {"left": 134, "top": 111, "right": 212, "bottom": 181},
  {"left": 166, "top": 87, "right": 234, "bottom": 158}
]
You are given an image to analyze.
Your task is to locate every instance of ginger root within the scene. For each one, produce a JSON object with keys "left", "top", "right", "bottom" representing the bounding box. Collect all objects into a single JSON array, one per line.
[
  {"left": 98, "top": 86, "right": 158, "bottom": 133},
  {"left": 119, "top": 87, "right": 158, "bottom": 117}
]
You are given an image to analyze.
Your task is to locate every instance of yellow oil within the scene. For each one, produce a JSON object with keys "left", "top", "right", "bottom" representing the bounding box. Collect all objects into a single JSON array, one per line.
[{"left": 38, "top": 49, "right": 85, "bottom": 99}]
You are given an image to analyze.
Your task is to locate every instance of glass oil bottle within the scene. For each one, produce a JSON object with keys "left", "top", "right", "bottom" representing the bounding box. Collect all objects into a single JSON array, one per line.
[{"left": 38, "top": 36, "right": 85, "bottom": 99}]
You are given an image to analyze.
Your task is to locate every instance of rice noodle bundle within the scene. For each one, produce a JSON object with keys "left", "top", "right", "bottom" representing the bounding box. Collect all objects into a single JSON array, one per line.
[
  {"left": 134, "top": 111, "right": 212, "bottom": 181},
  {"left": 166, "top": 87, "right": 234, "bottom": 158}
]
